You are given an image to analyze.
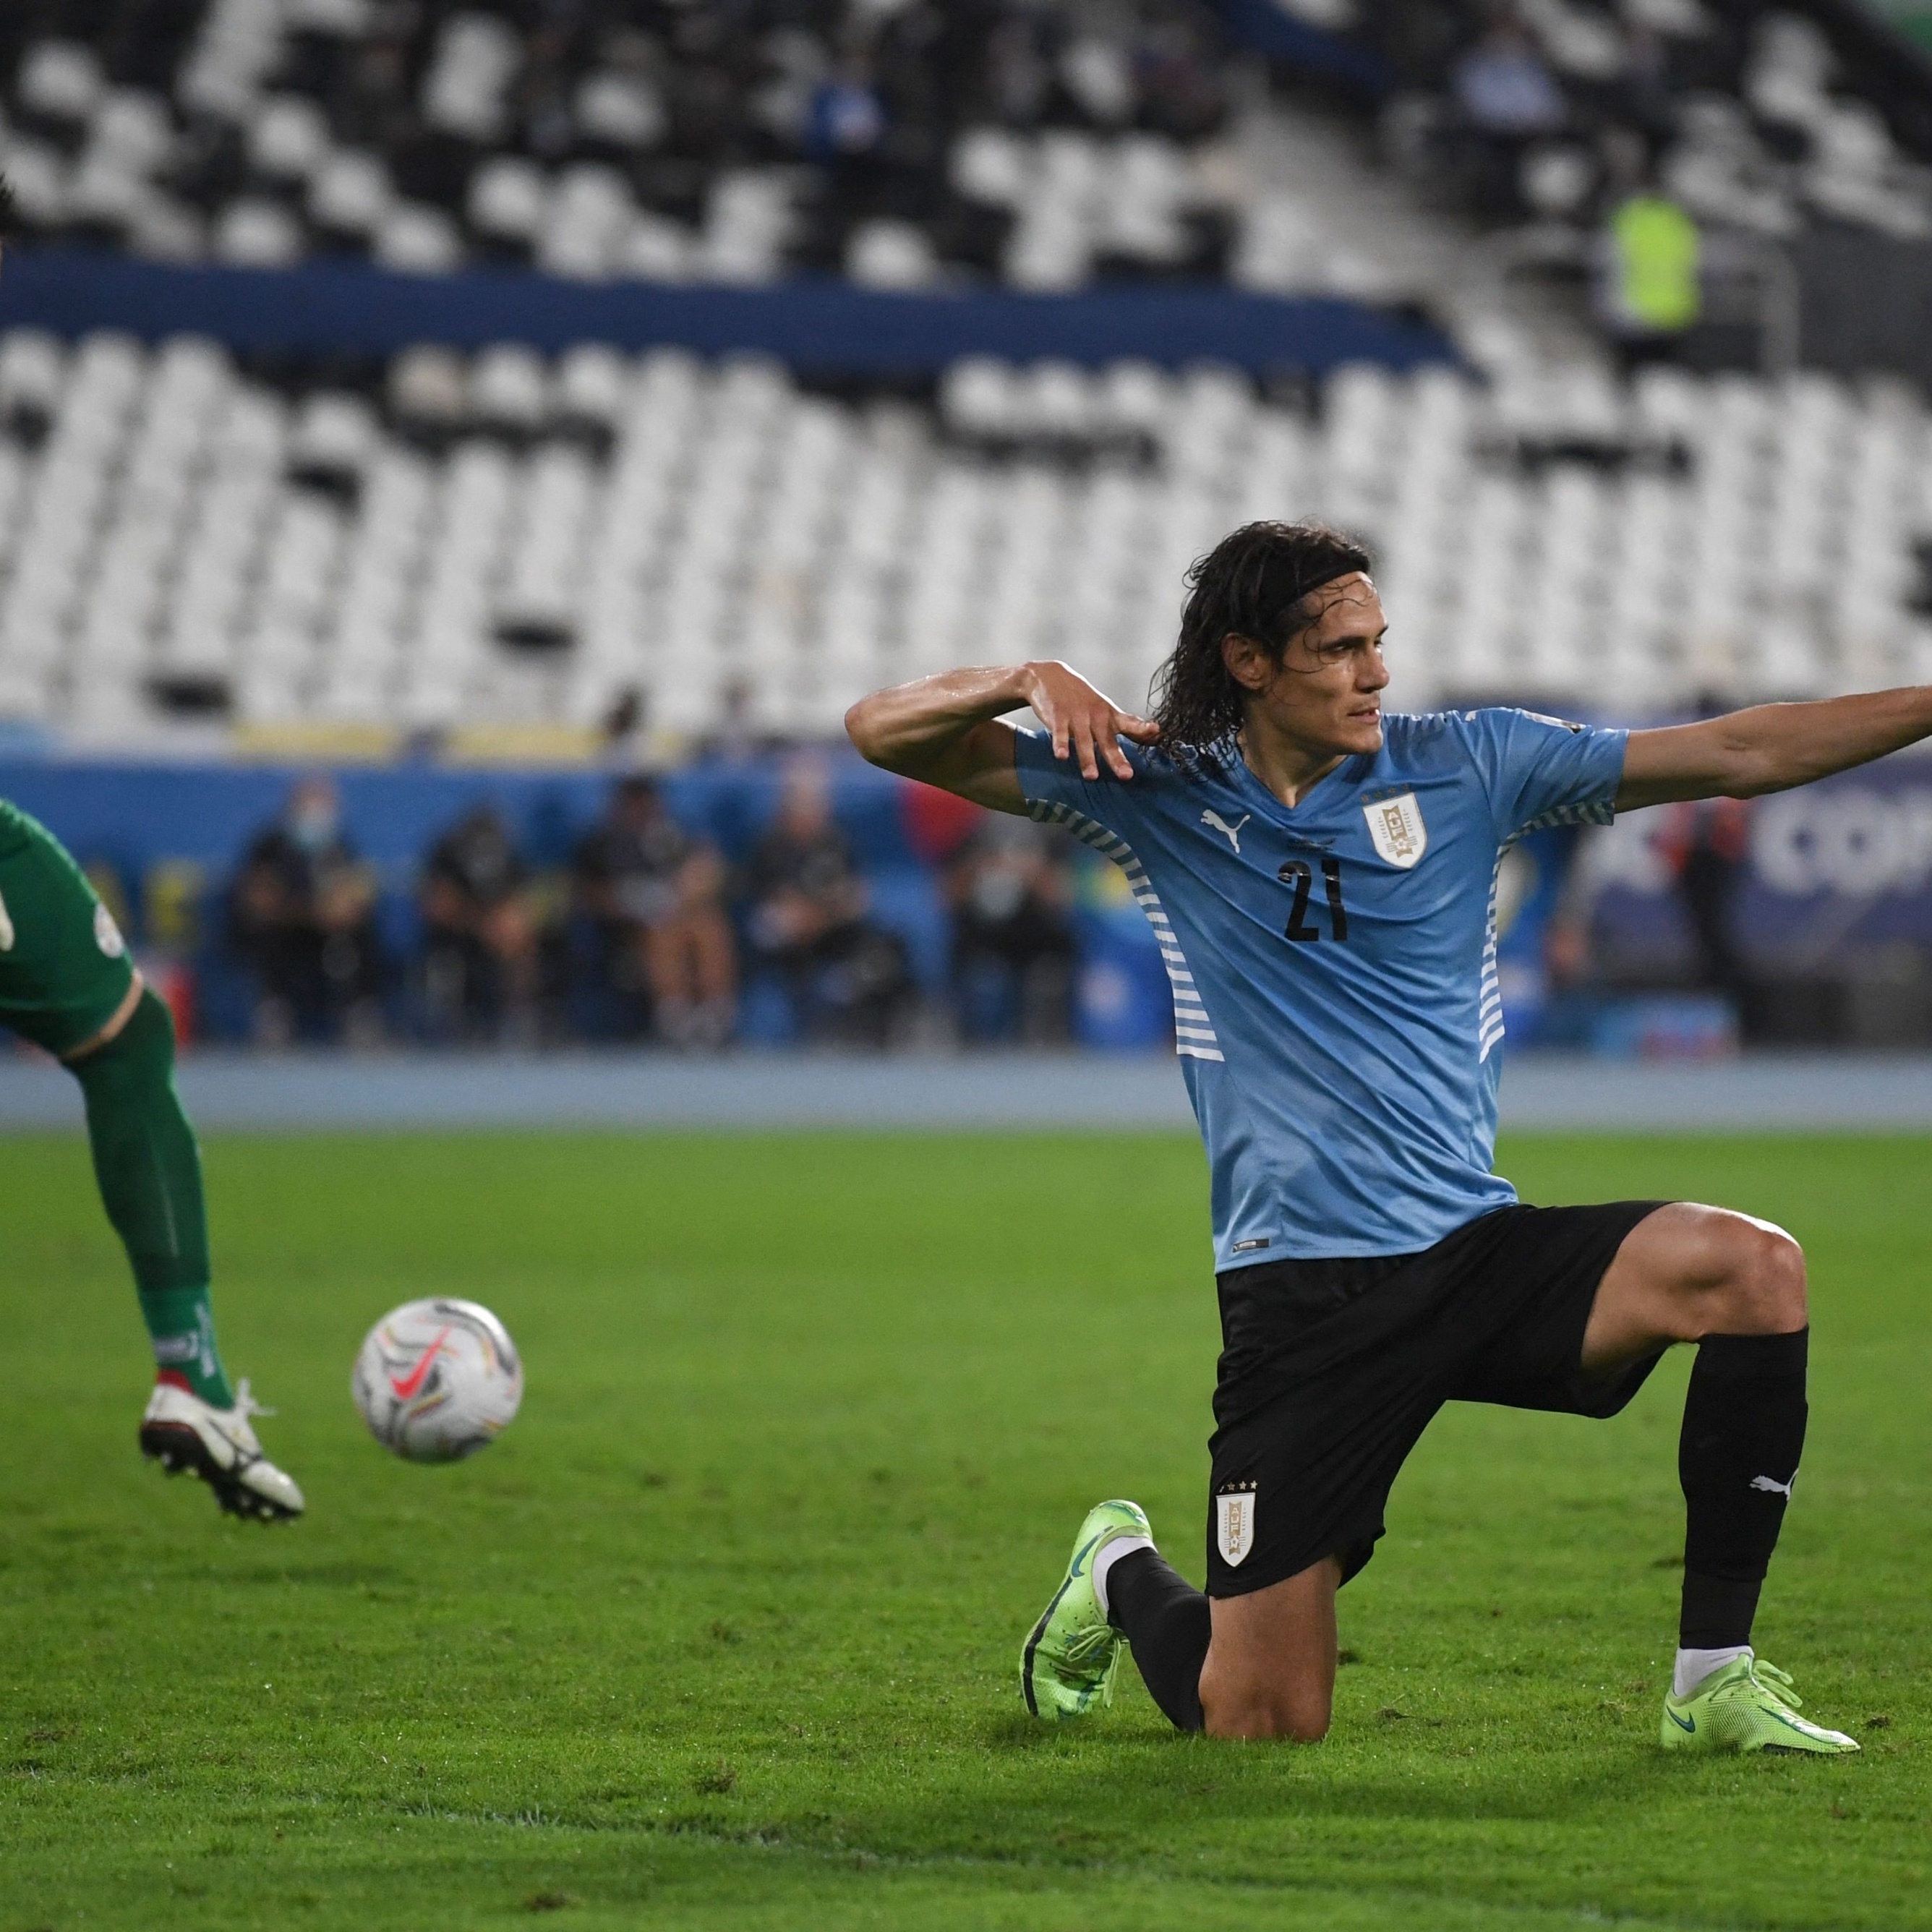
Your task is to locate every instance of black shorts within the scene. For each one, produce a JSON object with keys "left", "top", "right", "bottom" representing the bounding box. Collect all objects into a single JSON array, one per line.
[{"left": 1205, "top": 1200, "right": 1670, "bottom": 1599}]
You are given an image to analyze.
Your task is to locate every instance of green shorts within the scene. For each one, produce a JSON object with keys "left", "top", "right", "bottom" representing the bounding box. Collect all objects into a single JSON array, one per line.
[{"left": 0, "top": 799, "right": 136, "bottom": 1058}]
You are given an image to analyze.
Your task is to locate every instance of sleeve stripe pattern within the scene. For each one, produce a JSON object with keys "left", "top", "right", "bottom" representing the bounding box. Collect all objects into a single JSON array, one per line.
[
  {"left": 1028, "top": 800, "right": 1226, "bottom": 1062},
  {"left": 1476, "top": 800, "right": 1611, "bottom": 1064},
  {"left": 1516, "top": 800, "right": 1615, "bottom": 836},
  {"left": 1478, "top": 848, "right": 1507, "bottom": 1064}
]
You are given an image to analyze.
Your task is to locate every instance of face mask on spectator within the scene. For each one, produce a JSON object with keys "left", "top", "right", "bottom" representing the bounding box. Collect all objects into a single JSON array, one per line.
[{"left": 290, "top": 805, "right": 338, "bottom": 853}]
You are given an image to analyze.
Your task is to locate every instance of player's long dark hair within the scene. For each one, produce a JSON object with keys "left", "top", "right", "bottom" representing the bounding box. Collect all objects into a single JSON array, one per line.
[{"left": 1150, "top": 520, "right": 1373, "bottom": 770}]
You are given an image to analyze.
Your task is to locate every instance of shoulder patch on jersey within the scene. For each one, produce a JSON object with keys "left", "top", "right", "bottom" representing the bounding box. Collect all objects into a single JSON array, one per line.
[
  {"left": 1362, "top": 792, "right": 1428, "bottom": 868},
  {"left": 93, "top": 902, "right": 125, "bottom": 958}
]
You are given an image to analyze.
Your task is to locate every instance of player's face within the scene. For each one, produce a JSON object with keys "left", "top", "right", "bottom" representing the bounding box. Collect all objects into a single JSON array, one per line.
[{"left": 1239, "top": 573, "right": 1390, "bottom": 758}]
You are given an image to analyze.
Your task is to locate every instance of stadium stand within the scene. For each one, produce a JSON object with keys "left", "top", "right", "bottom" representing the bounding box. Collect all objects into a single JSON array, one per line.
[
  {"left": 1, "top": 9, "right": 1930, "bottom": 1063},
  {"left": 0, "top": 2, "right": 1243, "bottom": 288},
  {"left": 1365, "top": 0, "right": 1932, "bottom": 239},
  {"left": 7, "top": 5, "right": 1932, "bottom": 290},
  {"left": 0, "top": 329, "right": 1927, "bottom": 745},
  {"left": 0, "top": 4, "right": 1563, "bottom": 362}
]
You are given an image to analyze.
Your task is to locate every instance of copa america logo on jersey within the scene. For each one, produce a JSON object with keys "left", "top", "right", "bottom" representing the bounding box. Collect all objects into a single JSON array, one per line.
[
  {"left": 1215, "top": 1482, "right": 1259, "bottom": 1565},
  {"left": 1363, "top": 791, "right": 1428, "bottom": 868}
]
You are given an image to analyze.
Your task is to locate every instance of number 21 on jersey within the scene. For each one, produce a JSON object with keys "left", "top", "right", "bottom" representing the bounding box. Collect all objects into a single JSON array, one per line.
[{"left": 1278, "top": 858, "right": 1348, "bottom": 943}]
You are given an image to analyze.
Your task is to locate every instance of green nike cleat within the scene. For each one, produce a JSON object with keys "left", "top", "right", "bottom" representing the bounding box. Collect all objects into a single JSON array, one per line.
[
  {"left": 1020, "top": 1499, "right": 1152, "bottom": 1722},
  {"left": 1660, "top": 1654, "right": 1860, "bottom": 1756}
]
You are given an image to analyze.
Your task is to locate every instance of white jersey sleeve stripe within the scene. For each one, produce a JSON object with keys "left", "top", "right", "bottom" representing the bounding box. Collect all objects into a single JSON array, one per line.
[{"left": 1029, "top": 799, "right": 1224, "bottom": 1059}]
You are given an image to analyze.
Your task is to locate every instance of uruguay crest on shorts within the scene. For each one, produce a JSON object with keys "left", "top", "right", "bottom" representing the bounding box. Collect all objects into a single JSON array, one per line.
[
  {"left": 1363, "top": 791, "right": 1427, "bottom": 868},
  {"left": 1215, "top": 1482, "right": 1257, "bottom": 1566}
]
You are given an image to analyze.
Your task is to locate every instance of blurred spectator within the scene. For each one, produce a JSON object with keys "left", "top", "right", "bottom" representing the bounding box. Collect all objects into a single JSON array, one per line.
[
  {"left": 419, "top": 805, "right": 542, "bottom": 1044},
  {"left": 230, "top": 777, "right": 383, "bottom": 1046},
  {"left": 1450, "top": 16, "right": 1568, "bottom": 214},
  {"left": 744, "top": 757, "right": 912, "bottom": 1046},
  {"left": 807, "top": 67, "right": 887, "bottom": 158},
  {"left": 573, "top": 777, "right": 735, "bottom": 1048},
  {"left": 947, "top": 816, "right": 1074, "bottom": 1043},
  {"left": 1659, "top": 797, "right": 1755, "bottom": 1009},
  {"left": 1451, "top": 17, "right": 1568, "bottom": 137}
]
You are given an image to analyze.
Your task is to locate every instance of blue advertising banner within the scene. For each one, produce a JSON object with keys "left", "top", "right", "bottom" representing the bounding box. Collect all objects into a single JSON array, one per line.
[{"left": 1584, "top": 748, "right": 1932, "bottom": 978}]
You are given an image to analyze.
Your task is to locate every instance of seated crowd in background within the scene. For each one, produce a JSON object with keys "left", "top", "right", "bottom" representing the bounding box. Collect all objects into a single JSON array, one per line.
[{"left": 224, "top": 762, "right": 1072, "bottom": 1050}]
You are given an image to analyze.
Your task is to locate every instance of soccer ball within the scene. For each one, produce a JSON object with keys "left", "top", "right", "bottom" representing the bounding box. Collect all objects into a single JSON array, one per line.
[{"left": 352, "top": 1298, "right": 523, "bottom": 1463}]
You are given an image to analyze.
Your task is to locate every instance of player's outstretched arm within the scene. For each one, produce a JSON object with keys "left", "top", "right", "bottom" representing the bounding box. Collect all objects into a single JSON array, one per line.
[
  {"left": 1617, "top": 686, "right": 1932, "bottom": 811},
  {"left": 844, "top": 662, "right": 1158, "bottom": 814}
]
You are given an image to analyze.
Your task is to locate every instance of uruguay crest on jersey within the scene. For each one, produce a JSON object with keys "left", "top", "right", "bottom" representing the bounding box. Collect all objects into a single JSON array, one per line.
[
  {"left": 1362, "top": 790, "right": 1427, "bottom": 868},
  {"left": 1215, "top": 1483, "right": 1257, "bottom": 1566}
]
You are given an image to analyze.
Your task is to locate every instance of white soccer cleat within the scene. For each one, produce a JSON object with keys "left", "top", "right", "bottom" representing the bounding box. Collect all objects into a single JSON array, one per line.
[{"left": 140, "top": 1378, "right": 305, "bottom": 1521}]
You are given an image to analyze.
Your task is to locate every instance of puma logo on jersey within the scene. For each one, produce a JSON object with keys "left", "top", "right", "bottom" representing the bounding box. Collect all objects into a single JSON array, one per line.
[
  {"left": 1202, "top": 811, "right": 1250, "bottom": 853},
  {"left": 1749, "top": 1474, "right": 1794, "bottom": 1498}
]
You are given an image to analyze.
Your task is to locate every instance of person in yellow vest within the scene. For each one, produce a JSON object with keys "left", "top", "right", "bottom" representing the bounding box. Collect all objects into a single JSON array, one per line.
[{"left": 1597, "top": 184, "right": 1701, "bottom": 372}]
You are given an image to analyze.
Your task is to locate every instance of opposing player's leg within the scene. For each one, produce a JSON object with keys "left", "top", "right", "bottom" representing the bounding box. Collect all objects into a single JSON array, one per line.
[
  {"left": 68, "top": 989, "right": 305, "bottom": 1521},
  {"left": 0, "top": 806, "right": 302, "bottom": 1520},
  {"left": 67, "top": 986, "right": 228, "bottom": 1406},
  {"left": 1583, "top": 1204, "right": 1855, "bottom": 1753}
]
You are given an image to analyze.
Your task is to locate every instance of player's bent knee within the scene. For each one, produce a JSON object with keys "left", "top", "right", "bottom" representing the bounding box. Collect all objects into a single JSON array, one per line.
[
  {"left": 1706, "top": 1214, "right": 1808, "bottom": 1335},
  {"left": 1748, "top": 1224, "right": 1808, "bottom": 1330},
  {"left": 1202, "top": 1695, "right": 1330, "bottom": 1743},
  {"left": 1199, "top": 1664, "right": 1333, "bottom": 1742}
]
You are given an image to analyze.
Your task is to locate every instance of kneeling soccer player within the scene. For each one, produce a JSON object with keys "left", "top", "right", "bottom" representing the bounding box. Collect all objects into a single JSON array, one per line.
[
  {"left": 0, "top": 798, "right": 302, "bottom": 1521},
  {"left": 845, "top": 518, "right": 1904, "bottom": 1755}
]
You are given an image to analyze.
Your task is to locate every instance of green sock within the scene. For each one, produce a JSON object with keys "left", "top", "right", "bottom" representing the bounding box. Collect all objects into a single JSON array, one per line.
[{"left": 70, "top": 990, "right": 234, "bottom": 1409}]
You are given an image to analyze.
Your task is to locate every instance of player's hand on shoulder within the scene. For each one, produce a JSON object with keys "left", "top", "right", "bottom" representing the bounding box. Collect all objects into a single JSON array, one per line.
[{"left": 1022, "top": 660, "right": 1159, "bottom": 782}]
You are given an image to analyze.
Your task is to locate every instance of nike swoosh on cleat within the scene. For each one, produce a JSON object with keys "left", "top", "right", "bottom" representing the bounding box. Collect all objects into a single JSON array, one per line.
[
  {"left": 1021, "top": 1564, "right": 1089, "bottom": 1718},
  {"left": 1667, "top": 1709, "right": 1696, "bottom": 1733},
  {"left": 1068, "top": 1534, "right": 1103, "bottom": 1578},
  {"left": 390, "top": 1327, "right": 452, "bottom": 1402}
]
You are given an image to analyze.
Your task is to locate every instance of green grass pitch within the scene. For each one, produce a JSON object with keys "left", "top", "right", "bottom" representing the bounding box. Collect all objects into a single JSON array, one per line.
[{"left": 1, "top": 1128, "right": 1927, "bottom": 1931}]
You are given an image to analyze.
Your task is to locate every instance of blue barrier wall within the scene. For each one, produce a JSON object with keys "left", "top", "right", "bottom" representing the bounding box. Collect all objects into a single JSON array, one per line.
[{"left": 0, "top": 250, "right": 1457, "bottom": 377}]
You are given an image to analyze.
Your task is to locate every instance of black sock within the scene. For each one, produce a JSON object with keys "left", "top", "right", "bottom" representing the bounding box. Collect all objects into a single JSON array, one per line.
[
  {"left": 1678, "top": 1328, "right": 1808, "bottom": 1649},
  {"left": 1106, "top": 1547, "right": 1210, "bottom": 1732}
]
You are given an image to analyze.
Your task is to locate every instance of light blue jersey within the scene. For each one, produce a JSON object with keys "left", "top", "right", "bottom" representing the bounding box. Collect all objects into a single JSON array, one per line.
[{"left": 1014, "top": 709, "right": 1628, "bottom": 1266}]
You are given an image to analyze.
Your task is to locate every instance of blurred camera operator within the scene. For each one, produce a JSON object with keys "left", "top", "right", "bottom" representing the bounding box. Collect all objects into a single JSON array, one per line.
[
  {"left": 419, "top": 803, "right": 542, "bottom": 1044},
  {"left": 947, "top": 814, "right": 1074, "bottom": 1043},
  {"left": 574, "top": 776, "right": 735, "bottom": 1048},
  {"left": 230, "top": 776, "right": 383, "bottom": 1046},
  {"left": 744, "top": 756, "right": 910, "bottom": 1046}
]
